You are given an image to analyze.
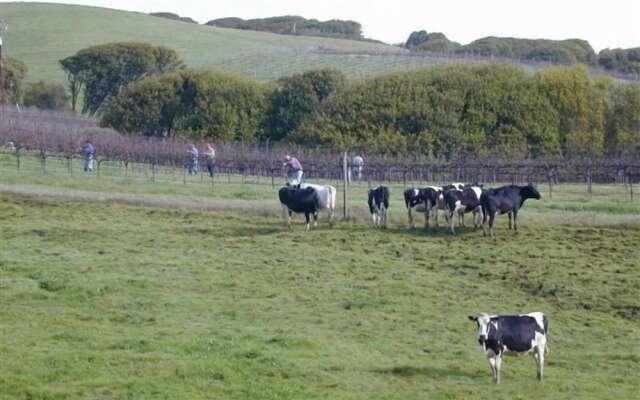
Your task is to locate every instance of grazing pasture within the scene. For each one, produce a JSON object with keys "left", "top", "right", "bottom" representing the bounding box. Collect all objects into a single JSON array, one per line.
[{"left": 0, "top": 169, "right": 639, "bottom": 399}]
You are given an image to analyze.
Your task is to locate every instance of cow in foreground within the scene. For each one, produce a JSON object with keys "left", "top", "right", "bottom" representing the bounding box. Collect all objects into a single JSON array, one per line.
[
  {"left": 279, "top": 186, "right": 322, "bottom": 231},
  {"left": 368, "top": 186, "right": 390, "bottom": 229},
  {"left": 469, "top": 312, "right": 549, "bottom": 384},
  {"left": 443, "top": 185, "right": 483, "bottom": 234},
  {"left": 300, "top": 183, "right": 336, "bottom": 227},
  {"left": 481, "top": 183, "right": 541, "bottom": 239}
]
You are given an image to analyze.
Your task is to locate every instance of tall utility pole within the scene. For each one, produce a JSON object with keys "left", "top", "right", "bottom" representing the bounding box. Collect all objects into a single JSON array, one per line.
[{"left": 0, "top": 20, "right": 7, "bottom": 106}]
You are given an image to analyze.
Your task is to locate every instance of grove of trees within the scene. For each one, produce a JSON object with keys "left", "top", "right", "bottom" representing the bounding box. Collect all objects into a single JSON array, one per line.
[
  {"left": 404, "top": 31, "right": 640, "bottom": 77},
  {"left": 100, "top": 62, "right": 640, "bottom": 160},
  {"left": 205, "top": 16, "right": 363, "bottom": 40},
  {"left": 598, "top": 48, "right": 640, "bottom": 75},
  {"left": 59, "top": 42, "right": 183, "bottom": 114},
  {"left": 24, "top": 81, "right": 69, "bottom": 111},
  {"left": 2, "top": 56, "right": 28, "bottom": 105},
  {"left": 404, "top": 31, "right": 596, "bottom": 64},
  {"left": 101, "top": 69, "right": 269, "bottom": 142}
]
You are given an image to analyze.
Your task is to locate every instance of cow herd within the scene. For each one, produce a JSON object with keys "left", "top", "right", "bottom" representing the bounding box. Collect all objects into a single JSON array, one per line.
[
  {"left": 400, "top": 182, "right": 541, "bottom": 237},
  {"left": 278, "top": 181, "right": 547, "bottom": 382},
  {"left": 279, "top": 181, "right": 541, "bottom": 238}
]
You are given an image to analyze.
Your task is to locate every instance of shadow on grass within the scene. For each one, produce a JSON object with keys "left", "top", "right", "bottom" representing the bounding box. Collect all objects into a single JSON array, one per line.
[
  {"left": 383, "top": 225, "right": 489, "bottom": 238},
  {"left": 373, "top": 365, "right": 477, "bottom": 379}
]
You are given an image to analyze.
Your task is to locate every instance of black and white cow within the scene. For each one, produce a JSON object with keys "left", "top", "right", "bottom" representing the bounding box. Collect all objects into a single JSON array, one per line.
[
  {"left": 469, "top": 312, "right": 549, "bottom": 383},
  {"left": 368, "top": 186, "right": 390, "bottom": 229},
  {"left": 481, "top": 183, "right": 541, "bottom": 239},
  {"left": 279, "top": 186, "right": 322, "bottom": 231},
  {"left": 404, "top": 187, "right": 441, "bottom": 228},
  {"left": 443, "top": 185, "right": 483, "bottom": 234},
  {"left": 404, "top": 183, "right": 465, "bottom": 229}
]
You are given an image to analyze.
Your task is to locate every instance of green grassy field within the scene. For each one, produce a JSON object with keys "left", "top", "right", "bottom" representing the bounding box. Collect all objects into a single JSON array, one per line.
[
  {"left": 0, "top": 2, "right": 449, "bottom": 84},
  {"left": 1, "top": 152, "right": 639, "bottom": 399}
]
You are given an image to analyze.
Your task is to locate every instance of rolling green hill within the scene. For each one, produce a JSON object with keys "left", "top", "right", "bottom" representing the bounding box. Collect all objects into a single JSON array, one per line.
[{"left": 0, "top": 2, "right": 419, "bottom": 84}]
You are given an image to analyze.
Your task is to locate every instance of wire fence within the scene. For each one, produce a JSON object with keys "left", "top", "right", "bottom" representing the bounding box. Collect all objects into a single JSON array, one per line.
[{"left": 1, "top": 149, "right": 638, "bottom": 204}]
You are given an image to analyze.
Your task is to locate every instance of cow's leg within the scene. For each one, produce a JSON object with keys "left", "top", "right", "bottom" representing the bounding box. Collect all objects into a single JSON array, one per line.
[
  {"left": 434, "top": 203, "right": 439, "bottom": 227},
  {"left": 513, "top": 209, "right": 519, "bottom": 232},
  {"left": 495, "top": 355, "right": 502, "bottom": 384},
  {"left": 536, "top": 340, "right": 545, "bottom": 381},
  {"left": 382, "top": 207, "right": 388, "bottom": 229},
  {"left": 488, "top": 356, "right": 497, "bottom": 383},
  {"left": 508, "top": 212, "right": 513, "bottom": 230},
  {"left": 304, "top": 213, "right": 310, "bottom": 231},
  {"left": 490, "top": 212, "right": 497, "bottom": 240},
  {"left": 475, "top": 207, "right": 483, "bottom": 228},
  {"left": 425, "top": 203, "right": 431, "bottom": 228},
  {"left": 313, "top": 212, "right": 319, "bottom": 228},
  {"left": 408, "top": 207, "right": 414, "bottom": 229},
  {"left": 372, "top": 211, "right": 378, "bottom": 228},
  {"left": 482, "top": 210, "right": 488, "bottom": 236},
  {"left": 282, "top": 205, "right": 290, "bottom": 228},
  {"left": 449, "top": 208, "right": 456, "bottom": 235}
]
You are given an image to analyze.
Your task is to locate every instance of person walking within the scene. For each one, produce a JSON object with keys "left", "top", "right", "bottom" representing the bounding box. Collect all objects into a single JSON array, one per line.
[
  {"left": 187, "top": 144, "right": 199, "bottom": 175},
  {"left": 283, "top": 154, "right": 303, "bottom": 186},
  {"left": 351, "top": 154, "right": 364, "bottom": 181},
  {"left": 82, "top": 140, "right": 95, "bottom": 172},
  {"left": 204, "top": 143, "right": 216, "bottom": 177}
]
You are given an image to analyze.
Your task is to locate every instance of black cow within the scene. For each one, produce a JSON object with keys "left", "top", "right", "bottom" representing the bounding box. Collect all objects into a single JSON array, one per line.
[
  {"left": 279, "top": 186, "right": 321, "bottom": 231},
  {"left": 481, "top": 183, "right": 541, "bottom": 238},
  {"left": 368, "top": 186, "right": 390, "bottom": 229},
  {"left": 404, "top": 187, "right": 442, "bottom": 228},
  {"left": 443, "top": 186, "right": 483, "bottom": 234},
  {"left": 469, "top": 312, "right": 549, "bottom": 383}
]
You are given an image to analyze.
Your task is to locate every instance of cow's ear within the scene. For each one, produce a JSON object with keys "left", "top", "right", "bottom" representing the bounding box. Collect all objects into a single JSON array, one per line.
[{"left": 468, "top": 315, "right": 477, "bottom": 321}]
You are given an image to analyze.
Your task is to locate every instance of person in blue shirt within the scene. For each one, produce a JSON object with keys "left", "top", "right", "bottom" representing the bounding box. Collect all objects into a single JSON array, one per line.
[
  {"left": 82, "top": 140, "right": 95, "bottom": 172},
  {"left": 187, "top": 144, "right": 199, "bottom": 174}
]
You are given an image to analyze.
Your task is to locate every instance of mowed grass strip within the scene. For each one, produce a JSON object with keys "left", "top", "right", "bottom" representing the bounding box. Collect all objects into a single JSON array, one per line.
[{"left": 0, "top": 194, "right": 638, "bottom": 399}]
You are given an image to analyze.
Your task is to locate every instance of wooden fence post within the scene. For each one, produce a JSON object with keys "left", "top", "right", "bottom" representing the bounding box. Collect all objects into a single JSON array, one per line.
[{"left": 343, "top": 152, "right": 348, "bottom": 220}]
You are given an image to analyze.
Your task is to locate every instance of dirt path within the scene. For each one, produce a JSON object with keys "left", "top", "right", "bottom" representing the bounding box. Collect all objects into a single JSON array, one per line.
[{"left": 0, "top": 183, "right": 281, "bottom": 213}]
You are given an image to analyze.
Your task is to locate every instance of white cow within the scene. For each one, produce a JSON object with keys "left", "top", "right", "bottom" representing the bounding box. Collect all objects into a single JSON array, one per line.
[{"left": 299, "top": 183, "right": 336, "bottom": 227}]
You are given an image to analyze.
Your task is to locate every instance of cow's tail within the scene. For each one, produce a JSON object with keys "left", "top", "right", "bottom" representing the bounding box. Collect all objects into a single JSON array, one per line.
[
  {"left": 327, "top": 185, "right": 336, "bottom": 226},
  {"left": 543, "top": 314, "right": 550, "bottom": 355}
]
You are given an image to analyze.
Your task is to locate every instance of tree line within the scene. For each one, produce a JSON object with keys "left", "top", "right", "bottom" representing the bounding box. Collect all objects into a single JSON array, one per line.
[
  {"left": 205, "top": 16, "right": 363, "bottom": 41},
  {"left": 100, "top": 58, "right": 639, "bottom": 160},
  {"left": 404, "top": 30, "right": 639, "bottom": 76},
  {"left": 3, "top": 42, "right": 639, "bottom": 161}
]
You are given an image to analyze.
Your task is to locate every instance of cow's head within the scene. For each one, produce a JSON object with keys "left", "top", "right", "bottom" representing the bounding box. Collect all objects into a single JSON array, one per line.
[
  {"left": 524, "top": 182, "right": 541, "bottom": 200},
  {"left": 468, "top": 313, "right": 494, "bottom": 346}
]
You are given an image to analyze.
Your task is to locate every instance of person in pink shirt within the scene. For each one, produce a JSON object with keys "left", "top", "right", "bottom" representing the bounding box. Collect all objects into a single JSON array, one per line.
[{"left": 284, "top": 154, "right": 303, "bottom": 185}]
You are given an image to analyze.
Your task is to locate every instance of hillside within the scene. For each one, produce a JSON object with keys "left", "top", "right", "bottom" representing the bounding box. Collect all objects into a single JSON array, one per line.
[{"left": 0, "top": 2, "right": 412, "bottom": 84}]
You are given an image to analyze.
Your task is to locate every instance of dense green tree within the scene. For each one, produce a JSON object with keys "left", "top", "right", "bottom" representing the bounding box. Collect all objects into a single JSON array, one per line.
[
  {"left": 60, "top": 42, "right": 183, "bottom": 115},
  {"left": 24, "top": 81, "right": 69, "bottom": 110},
  {"left": 149, "top": 12, "right": 197, "bottom": 24},
  {"left": 101, "top": 70, "right": 267, "bottom": 142},
  {"left": 458, "top": 37, "right": 596, "bottom": 64},
  {"left": 405, "top": 31, "right": 461, "bottom": 52},
  {"left": 536, "top": 66, "right": 605, "bottom": 157},
  {"left": 2, "top": 56, "right": 27, "bottom": 105},
  {"left": 206, "top": 16, "right": 363, "bottom": 40},
  {"left": 267, "top": 69, "right": 345, "bottom": 141},
  {"left": 294, "top": 64, "right": 563, "bottom": 158},
  {"left": 598, "top": 48, "right": 640, "bottom": 75},
  {"left": 604, "top": 84, "right": 640, "bottom": 156}
]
